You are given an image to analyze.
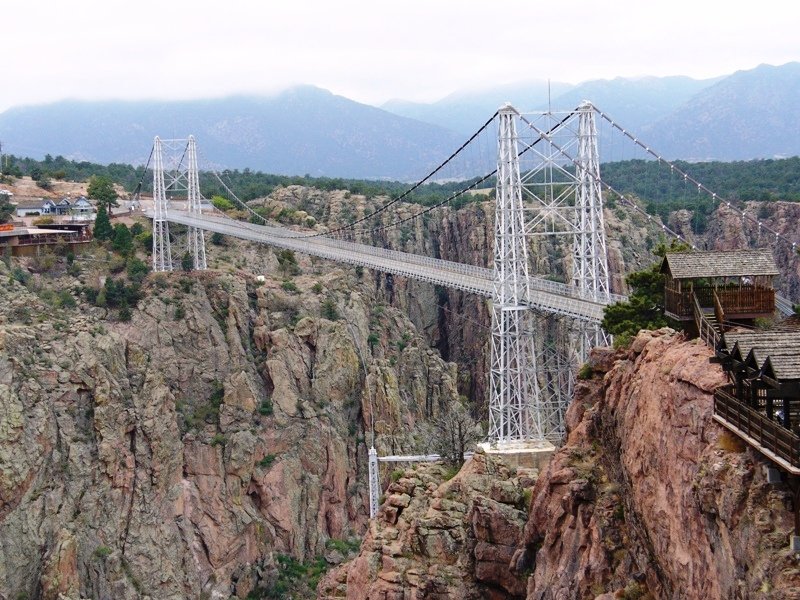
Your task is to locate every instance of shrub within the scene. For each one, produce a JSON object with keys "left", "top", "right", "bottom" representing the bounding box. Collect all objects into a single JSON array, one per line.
[
  {"left": 211, "top": 195, "right": 235, "bottom": 211},
  {"left": 259, "top": 398, "right": 273, "bottom": 416},
  {"left": 276, "top": 249, "right": 299, "bottom": 276},
  {"left": 211, "top": 433, "right": 226, "bottom": 447},
  {"left": 181, "top": 251, "right": 194, "bottom": 272},
  {"left": 321, "top": 296, "right": 339, "bottom": 321},
  {"left": 94, "top": 546, "right": 112, "bottom": 559},
  {"left": 281, "top": 280, "right": 298, "bottom": 293},
  {"left": 259, "top": 454, "right": 276, "bottom": 468},
  {"left": 367, "top": 332, "right": 379, "bottom": 348},
  {"left": 126, "top": 257, "right": 149, "bottom": 284},
  {"left": 57, "top": 289, "right": 76, "bottom": 309},
  {"left": 118, "top": 304, "right": 132, "bottom": 322},
  {"left": 11, "top": 266, "right": 30, "bottom": 285},
  {"left": 325, "top": 538, "right": 361, "bottom": 555},
  {"left": 93, "top": 205, "right": 113, "bottom": 240},
  {"left": 111, "top": 223, "right": 133, "bottom": 256},
  {"left": 577, "top": 363, "right": 593, "bottom": 380},
  {"left": 174, "top": 305, "right": 186, "bottom": 320}
]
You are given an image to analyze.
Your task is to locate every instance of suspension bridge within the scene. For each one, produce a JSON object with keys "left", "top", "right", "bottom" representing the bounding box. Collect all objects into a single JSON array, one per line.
[{"left": 139, "top": 102, "right": 798, "bottom": 516}]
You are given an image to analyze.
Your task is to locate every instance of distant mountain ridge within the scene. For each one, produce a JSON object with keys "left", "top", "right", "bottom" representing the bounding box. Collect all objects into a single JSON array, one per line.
[
  {"left": 0, "top": 62, "right": 798, "bottom": 178},
  {"left": 0, "top": 87, "right": 464, "bottom": 180},
  {"left": 640, "top": 63, "right": 800, "bottom": 160}
]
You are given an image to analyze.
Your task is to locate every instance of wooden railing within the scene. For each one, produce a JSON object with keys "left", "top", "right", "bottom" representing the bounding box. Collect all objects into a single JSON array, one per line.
[
  {"left": 713, "top": 290, "right": 725, "bottom": 329},
  {"left": 714, "top": 385, "right": 800, "bottom": 470},
  {"left": 715, "top": 286, "right": 775, "bottom": 315},
  {"left": 666, "top": 285, "right": 775, "bottom": 319},
  {"left": 665, "top": 287, "right": 692, "bottom": 318},
  {"left": 693, "top": 293, "right": 719, "bottom": 349}
]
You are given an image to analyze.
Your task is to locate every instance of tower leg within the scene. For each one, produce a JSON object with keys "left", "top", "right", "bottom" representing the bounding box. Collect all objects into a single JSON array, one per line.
[
  {"left": 368, "top": 447, "right": 380, "bottom": 518},
  {"left": 186, "top": 135, "right": 207, "bottom": 270},
  {"left": 152, "top": 136, "right": 173, "bottom": 272}
]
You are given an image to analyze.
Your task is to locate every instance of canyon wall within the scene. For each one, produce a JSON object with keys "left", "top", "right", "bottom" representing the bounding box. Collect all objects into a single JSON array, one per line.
[{"left": 329, "top": 330, "right": 800, "bottom": 599}]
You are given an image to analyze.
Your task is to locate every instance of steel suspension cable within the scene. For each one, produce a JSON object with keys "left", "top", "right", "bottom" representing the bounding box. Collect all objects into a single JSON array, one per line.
[
  {"left": 292, "top": 110, "right": 501, "bottom": 239},
  {"left": 197, "top": 113, "right": 501, "bottom": 235},
  {"left": 517, "top": 113, "right": 697, "bottom": 249},
  {"left": 594, "top": 107, "right": 799, "bottom": 252},
  {"left": 130, "top": 145, "right": 155, "bottom": 202},
  {"left": 344, "top": 109, "right": 579, "bottom": 237}
]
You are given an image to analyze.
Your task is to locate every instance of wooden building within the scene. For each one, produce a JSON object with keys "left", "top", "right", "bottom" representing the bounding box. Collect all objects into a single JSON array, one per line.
[
  {"left": 661, "top": 250, "right": 778, "bottom": 333},
  {"left": 0, "top": 225, "right": 90, "bottom": 256},
  {"left": 715, "top": 330, "right": 800, "bottom": 474}
]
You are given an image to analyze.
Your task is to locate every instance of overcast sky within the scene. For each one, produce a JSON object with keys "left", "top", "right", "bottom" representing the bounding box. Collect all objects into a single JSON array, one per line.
[{"left": 1, "top": 0, "right": 798, "bottom": 113}]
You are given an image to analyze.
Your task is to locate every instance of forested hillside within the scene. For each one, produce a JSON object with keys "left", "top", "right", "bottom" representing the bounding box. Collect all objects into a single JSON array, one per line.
[{"left": 4, "top": 153, "right": 799, "bottom": 217}]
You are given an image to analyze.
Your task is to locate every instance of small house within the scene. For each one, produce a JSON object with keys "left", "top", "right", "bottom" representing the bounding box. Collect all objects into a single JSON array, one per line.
[
  {"left": 69, "top": 197, "right": 95, "bottom": 220},
  {"left": 15, "top": 199, "right": 46, "bottom": 217},
  {"left": 53, "top": 197, "right": 72, "bottom": 215},
  {"left": 661, "top": 249, "right": 778, "bottom": 324}
]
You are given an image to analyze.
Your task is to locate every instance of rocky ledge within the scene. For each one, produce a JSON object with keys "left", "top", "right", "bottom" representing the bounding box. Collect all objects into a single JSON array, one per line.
[
  {"left": 327, "top": 329, "right": 800, "bottom": 599},
  {"left": 319, "top": 453, "right": 537, "bottom": 599}
]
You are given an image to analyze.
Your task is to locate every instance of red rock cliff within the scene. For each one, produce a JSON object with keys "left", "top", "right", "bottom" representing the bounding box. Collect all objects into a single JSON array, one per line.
[{"left": 521, "top": 329, "right": 800, "bottom": 600}]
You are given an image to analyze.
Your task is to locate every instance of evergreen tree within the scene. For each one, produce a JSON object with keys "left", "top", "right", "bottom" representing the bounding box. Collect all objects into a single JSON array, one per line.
[
  {"left": 181, "top": 251, "right": 194, "bottom": 272},
  {"left": 93, "top": 205, "right": 113, "bottom": 240},
  {"left": 87, "top": 175, "right": 119, "bottom": 209},
  {"left": 601, "top": 240, "right": 690, "bottom": 346},
  {"left": 112, "top": 223, "right": 134, "bottom": 255}
]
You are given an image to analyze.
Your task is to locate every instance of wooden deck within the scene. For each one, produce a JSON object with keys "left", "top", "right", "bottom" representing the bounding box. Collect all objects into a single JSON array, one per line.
[{"left": 714, "top": 385, "right": 800, "bottom": 475}]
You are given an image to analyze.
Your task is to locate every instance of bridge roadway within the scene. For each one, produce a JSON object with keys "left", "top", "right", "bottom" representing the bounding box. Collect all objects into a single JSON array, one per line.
[{"left": 155, "top": 209, "right": 627, "bottom": 322}]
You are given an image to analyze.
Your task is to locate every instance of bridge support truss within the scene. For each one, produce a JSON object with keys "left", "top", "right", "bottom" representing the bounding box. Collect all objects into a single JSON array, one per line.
[
  {"left": 488, "top": 105, "right": 544, "bottom": 443},
  {"left": 152, "top": 136, "right": 173, "bottom": 272},
  {"left": 151, "top": 135, "right": 208, "bottom": 272},
  {"left": 186, "top": 136, "right": 207, "bottom": 270},
  {"left": 488, "top": 102, "right": 612, "bottom": 445},
  {"left": 573, "top": 103, "right": 611, "bottom": 356}
]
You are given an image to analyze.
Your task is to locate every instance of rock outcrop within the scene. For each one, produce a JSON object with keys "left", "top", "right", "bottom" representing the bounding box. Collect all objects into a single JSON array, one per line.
[
  {"left": 327, "top": 329, "right": 800, "bottom": 600},
  {"left": 0, "top": 253, "right": 463, "bottom": 599},
  {"left": 319, "top": 453, "right": 535, "bottom": 599},
  {"left": 522, "top": 329, "right": 800, "bottom": 599}
]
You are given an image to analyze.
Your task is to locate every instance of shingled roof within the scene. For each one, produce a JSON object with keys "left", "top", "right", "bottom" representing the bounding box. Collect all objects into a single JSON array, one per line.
[
  {"left": 762, "top": 354, "right": 800, "bottom": 380},
  {"left": 661, "top": 249, "right": 778, "bottom": 280},
  {"left": 721, "top": 331, "right": 800, "bottom": 359}
]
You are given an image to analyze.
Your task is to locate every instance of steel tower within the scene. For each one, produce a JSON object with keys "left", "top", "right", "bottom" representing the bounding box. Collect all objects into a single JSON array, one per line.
[
  {"left": 488, "top": 105, "right": 542, "bottom": 443},
  {"left": 573, "top": 102, "right": 611, "bottom": 357},
  {"left": 186, "top": 135, "right": 207, "bottom": 270},
  {"left": 152, "top": 136, "right": 173, "bottom": 272}
]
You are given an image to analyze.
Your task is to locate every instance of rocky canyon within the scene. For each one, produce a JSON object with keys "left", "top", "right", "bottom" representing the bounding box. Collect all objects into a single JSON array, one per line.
[{"left": 1, "top": 186, "right": 799, "bottom": 599}]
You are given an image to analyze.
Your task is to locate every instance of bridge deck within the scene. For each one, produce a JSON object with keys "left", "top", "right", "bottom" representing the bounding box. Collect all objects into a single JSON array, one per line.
[{"left": 156, "top": 210, "right": 625, "bottom": 322}]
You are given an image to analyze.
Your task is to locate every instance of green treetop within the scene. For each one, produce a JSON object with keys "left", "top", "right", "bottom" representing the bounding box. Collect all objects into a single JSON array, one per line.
[
  {"left": 93, "top": 204, "right": 113, "bottom": 241},
  {"left": 601, "top": 240, "right": 691, "bottom": 346},
  {"left": 87, "top": 175, "right": 119, "bottom": 209}
]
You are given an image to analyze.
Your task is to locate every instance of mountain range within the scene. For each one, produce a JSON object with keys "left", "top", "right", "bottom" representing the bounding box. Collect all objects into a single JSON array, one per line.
[{"left": 0, "top": 62, "right": 797, "bottom": 179}]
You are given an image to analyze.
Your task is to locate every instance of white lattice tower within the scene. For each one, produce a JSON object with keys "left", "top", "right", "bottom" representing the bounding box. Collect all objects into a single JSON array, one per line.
[
  {"left": 186, "top": 136, "right": 207, "bottom": 270},
  {"left": 488, "top": 105, "right": 543, "bottom": 443},
  {"left": 367, "top": 447, "right": 380, "bottom": 518},
  {"left": 573, "top": 102, "right": 611, "bottom": 358},
  {"left": 152, "top": 136, "right": 173, "bottom": 272}
]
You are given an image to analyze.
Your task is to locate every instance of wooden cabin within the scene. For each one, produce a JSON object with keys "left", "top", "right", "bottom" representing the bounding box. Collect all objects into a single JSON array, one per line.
[
  {"left": 715, "top": 330, "right": 800, "bottom": 474},
  {"left": 661, "top": 249, "right": 778, "bottom": 325}
]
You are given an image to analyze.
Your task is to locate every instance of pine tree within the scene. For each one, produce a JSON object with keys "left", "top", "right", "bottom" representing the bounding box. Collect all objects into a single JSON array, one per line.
[
  {"left": 93, "top": 205, "right": 113, "bottom": 240},
  {"left": 112, "top": 223, "right": 133, "bottom": 256}
]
